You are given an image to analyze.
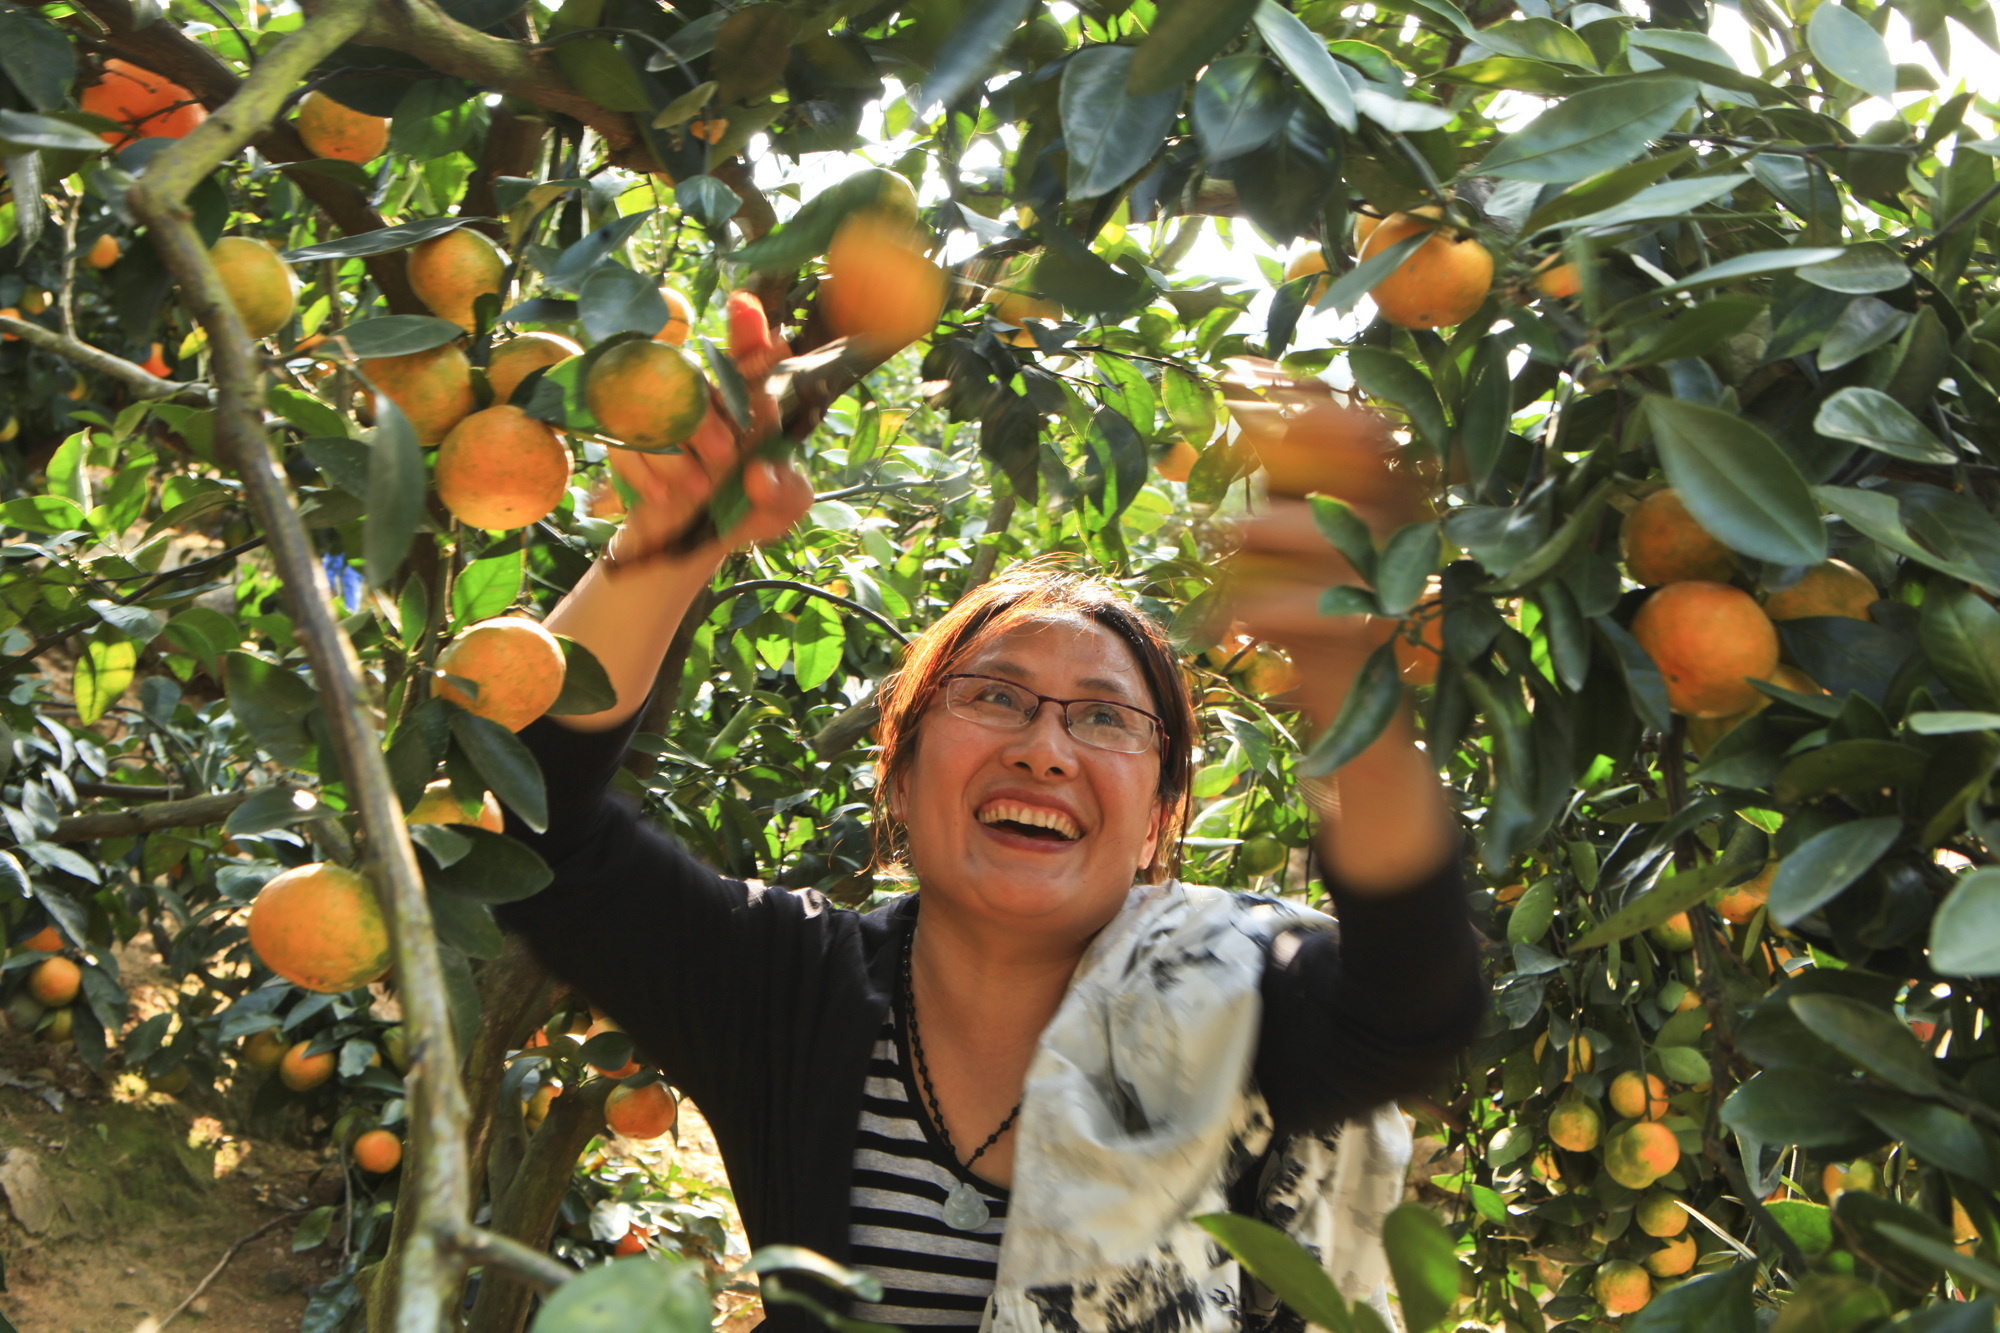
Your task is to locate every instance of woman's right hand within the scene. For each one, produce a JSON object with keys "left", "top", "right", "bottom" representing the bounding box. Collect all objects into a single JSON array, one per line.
[{"left": 603, "top": 290, "right": 814, "bottom": 565}]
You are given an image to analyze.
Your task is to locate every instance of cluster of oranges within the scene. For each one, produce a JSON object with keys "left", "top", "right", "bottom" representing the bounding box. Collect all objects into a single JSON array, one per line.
[
  {"left": 1285, "top": 204, "right": 1496, "bottom": 331},
  {"left": 11, "top": 926, "right": 81, "bottom": 1047}
]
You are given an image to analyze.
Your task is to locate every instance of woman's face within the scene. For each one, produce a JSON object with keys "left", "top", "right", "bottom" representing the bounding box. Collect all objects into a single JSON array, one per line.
[{"left": 895, "top": 615, "right": 1165, "bottom": 940}]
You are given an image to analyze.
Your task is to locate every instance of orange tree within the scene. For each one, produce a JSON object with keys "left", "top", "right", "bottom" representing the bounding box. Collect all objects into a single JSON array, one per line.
[{"left": 2, "top": 0, "right": 2000, "bottom": 1329}]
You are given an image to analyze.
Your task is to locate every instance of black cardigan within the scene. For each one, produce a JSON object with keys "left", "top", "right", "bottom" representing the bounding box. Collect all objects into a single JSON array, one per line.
[{"left": 497, "top": 712, "right": 1485, "bottom": 1325}]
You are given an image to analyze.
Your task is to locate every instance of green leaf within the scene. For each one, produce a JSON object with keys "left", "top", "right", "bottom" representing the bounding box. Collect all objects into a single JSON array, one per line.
[
  {"left": 1308, "top": 496, "right": 1379, "bottom": 586},
  {"left": 1571, "top": 858, "right": 1734, "bottom": 948},
  {"left": 1920, "top": 586, "right": 2000, "bottom": 712},
  {"left": 1650, "top": 245, "right": 1849, "bottom": 297},
  {"left": 1625, "top": 1263, "right": 1759, "bottom": 1333},
  {"left": 225, "top": 651, "right": 319, "bottom": 768},
  {"left": 0, "top": 495, "right": 85, "bottom": 534},
  {"left": 268, "top": 386, "right": 350, "bottom": 439},
  {"left": 1858, "top": 1099, "right": 2000, "bottom": 1189},
  {"left": 1382, "top": 1204, "right": 1456, "bottom": 1333},
  {"left": 578, "top": 263, "right": 670, "bottom": 343},
  {"left": 1656, "top": 1044, "right": 1712, "bottom": 1083},
  {"left": 1349, "top": 349, "right": 1447, "bottom": 453},
  {"left": 545, "top": 209, "right": 653, "bottom": 294},
  {"left": 1767, "top": 816, "right": 1901, "bottom": 926},
  {"left": 1506, "top": 881, "right": 1556, "bottom": 944},
  {"left": 0, "top": 109, "right": 106, "bottom": 155},
  {"left": 1062, "top": 46, "right": 1184, "bottom": 200},
  {"left": 1317, "top": 231, "right": 1427, "bottom": 316},
  {"left": 1252, "top": 1, "right": 1355, "bottom": 130},
  {"left": 1814, "top": 387, "right": 1956, "bottom": 464},
  {"left": 674, "top": 176, "right": 741, "bottom": 229},
  {"left": 918, "top": 0, "right": 1034, "bottom": 112},
  {"left": 1799, "top": 242, "right": 1910, "bottom": 294},
  {"left": 1774, "top": 739, "right": 1926, "bottom": 803},
  {"left": 422, "top": 827, "right": 553, "bottom": 902},
  {"left": 0, "top": 7, "right": 75, "bottom": 112},
  {"left": 1720, "top": 1068, "right": 1877, "bottom": 1146},
  {"left": 1814, "top": 485, "right": 2000, "bottom": 596},
  {"left": 1034, "top": 225, "right": 1148, "bottom": 319},
  {"left": 1788, "top": 994, "right": 1943, "bottom": 1096},
  {"left": 1931, "top": 867, "right": 2000, "bottom": 975},
  {"left": 1093, "top": 353, "right": 1158, "bottom": 435},
  {"left": 1162, "top": 370, "right": 1218, "bottom": 445},
  {"left": 1375, "top": 522, "right": 1439, "bottom": 616},
  {"left": 1300, "top": 642, "right": 1401, "bottom": 776},
  {"left": 548, "top": 636, "right": 618, "bottom": 716},
  {"left": 532, "top": 1253, "right": 715, "bottom": 1333},
  {"left": 1477, "top": 77, "right": 1697, "bottom": 182},
  {"left": 1520, "top": 146, "right": 1699, "bottom": 235},
  {"left": 363, "top": 392, "right": 426, "bottom": 590},
  {"left": 1764, "top": 1202, "right": 1835, "bottom": 1258},
  {"left": 452, "top": 549, "right": 524, "bottom": 626},
  {"left": 1552, "top": 174, "right": 1751, "bottom": 235},
  {"left": 792, "top": 598, "right": 846, "bottom": 692},
  {"left": 449, "top": 713, "right": 548, "bottom": 833},
  {"left": 1593, "top": 615, "right": 1674, "bottom": 733},
  {"left": 1193, "top": 1214, "right": 1352, "bottom": 1333},
  {"left": 1638, "top": 396, "right": 1826, "bottom": 567},
  {"left": 1808, "top": 3, "right": 1897, "bottom": 99},
  {"left": 74, "top": 638, "right": 137, "bottom": 726},
  {"left": 1191, "top": 54, "right": 1292, "bottom": 162},
  {"left": 1817, "top": 297, "right": 1909, "bottom": 372},
  {"left": 1609, "top": 295, "right": 1764, "bottom": 369},
  {"left": 1126, "top": 0, "right": 1260, "bottom": 97},
  {"left": 1471, "top": 17, "right": 1598, "bottom": 66},
  {"left": 334, "top": 315, "right": 466, "bottom": 358},
  {"left": 292, "top": 1205, "right": 337, "bottom": 1253}
]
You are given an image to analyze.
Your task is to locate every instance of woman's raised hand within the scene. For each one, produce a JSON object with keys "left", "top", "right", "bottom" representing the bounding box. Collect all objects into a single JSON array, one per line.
[{"left": 604, "top": 290, "right": 815, "bottom": 563}]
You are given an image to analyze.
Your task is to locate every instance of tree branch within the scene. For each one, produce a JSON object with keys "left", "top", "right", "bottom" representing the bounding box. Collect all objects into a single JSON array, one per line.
[
  {"left": 711, "top": 578, "right": 911, "bottom": 645},
  {"left": 120, "top": 6, "right": 474, "bottom": 1332},
  {"left": 49, "top": 790, "right": 255, "bottom": 843},
  {"left": 0, "top": 315, "right": 210, "bottom": 405}
]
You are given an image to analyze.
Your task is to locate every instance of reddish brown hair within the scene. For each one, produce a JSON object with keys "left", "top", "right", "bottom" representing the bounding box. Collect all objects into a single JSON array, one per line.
[{"left": 873, "top": 562, "right": 1197, "bottom": 880}]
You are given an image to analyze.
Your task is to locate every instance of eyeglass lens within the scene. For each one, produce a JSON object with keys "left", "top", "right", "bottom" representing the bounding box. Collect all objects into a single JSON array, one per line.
[{"left": 944, "top": 677, "right": 1155, "bottom": 754}]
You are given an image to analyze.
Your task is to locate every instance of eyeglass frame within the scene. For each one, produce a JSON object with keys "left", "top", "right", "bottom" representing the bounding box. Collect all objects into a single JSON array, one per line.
[{"left": 936, "top": 672, "right": 1168, "bottom": 755}]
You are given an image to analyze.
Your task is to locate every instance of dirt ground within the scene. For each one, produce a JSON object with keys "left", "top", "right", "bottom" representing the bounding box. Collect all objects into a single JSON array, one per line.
[{"left": 0, "top": 939, "right": 750, "bottom": 1333}]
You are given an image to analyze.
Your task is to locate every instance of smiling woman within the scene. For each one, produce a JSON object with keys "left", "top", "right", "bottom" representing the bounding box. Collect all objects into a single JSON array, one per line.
[{"left": 495, "top": 297, "right": 1484, "bottom": 1333}]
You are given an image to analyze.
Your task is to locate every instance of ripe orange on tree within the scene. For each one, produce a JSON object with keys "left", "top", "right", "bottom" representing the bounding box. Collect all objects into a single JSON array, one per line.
[
  {"left": 988, "top": 285, "right": 1062, "bottom": 347},
  {"left": 1685, "top": 663, "right": 1823, "bottom": 756},
  {"left": 140, "top": 343, "right": 171, "bottom": 378},
  {"left": 406, "top": 778, "right": 504, "bottom": 833},
  {"left": 1605, "top": 1121, "right": 1681, "bottom": 1189},
  {"left": 487, "top": 332, "right": 580, "bottom": 405},
  {"left": 613, "top": 1225, "right": 653, "bottom": 1256},
  {"left": 1631, "top": 581, "right": 1779, "bottom": 718},
  {"left": 243, "top": 1028, "right": 289, "bottom": 1072},
  {"left": 281, "top": 1040, "right": 336, "bottom": 1092},
  {"left": 29, "top": 956, "right": 80, "bottom": 1007},
  {"left": 352, "top": 1128, "right": 403, "bottom": 1174},
  {"left": 210, "top": 236, "right": 300, "bottom": 341},
  {"left": 1532, "top": 254, "right": 1582, "bottom": 300},
  {"left": 1593, "top": 1260, "right": 1651, "bottom": 1315},
  {"left": 1154, "top": 439, "right": 1200, "bottom": 482},
  {"left": 248, "top": 861, "right": 392, "bottom": 993},
  {"left": 0, "top": 310, "right": 19, "bottom": 341},
  {"left": 1619, "top": 488, "right": 1734, "bottom": 587},
  {"left": 1763, "top": 560, "right": 1878, "bottom": 622},
  {"left": 1648, "top": 912, "right": 1695, "bottom": 951},
  {"left": 1356, "top": 206, "right": 1493, "bottom": 329},
  {"left": 583, "top": 340, "right": 709, "bottom": 449},
  {"left": 86, "top": 234, "right": 122, "bottom": 269},
  {"left": 408, "top": 228, "right": 507, "bottom": 333},
  {"left": 605, "top": 1081, "right": 676, "bottom": 1141},
  {"left": 655, "top": 287, "right": 695, "bottom": 345},
  {"left": 436, "top": 405, "right": 572, "bottom": 531},
  {"left": 80, "top": 58, "right": 206, "bottom": 144},
  {"left": 42, "top": 1007, "right": 74, "bottom": 1044},
  {"left": 294, "top": 91, "right": 388, "bottom": 164},
  {"left": 585, "top": 1018, "right": 642, "bottom": 1078},
  {"left": 360, "top": 343, "right": 476, "bottom": 445},
  {"left": 1546, "top": 1098, "right": 1602, "bottom": 1153},
  {"left": 1283, "top": 249, "right": 1331, "bottom": 303},
  {"left": 524, "top": 1081, "right": 560, "bottom": 1134},
  {"left": 1645, "top": 1233, "right": 1696, "bottom": 1277},
  {"left": 1713, "top": 863, "right": 1776, "bottom": 924},
  {"left": 1636, "top": 1190, "right": 1688, "bottom": 1237},
  {"left": 823, "top": 211, "right": 947, "bottom": 355},
  {"left": 1609, "top": 1071, "right": 1669, "bottom": 1121},
  {"left": 433, "top": 615, "right": 568, "bottom": 732},
  {"left": 20, "top": 925, "right": 62, "bottom": 954}
]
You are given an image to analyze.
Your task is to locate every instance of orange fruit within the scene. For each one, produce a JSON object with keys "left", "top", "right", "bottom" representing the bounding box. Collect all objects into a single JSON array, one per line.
[
  {"left": 1606, "top": 1121, "right": 1681, "bottom": 1189},
  {"left": 1352, "top": 210, "right": 1384, "bottom": 250},
  {"left": 150, "top": 1065, "right": 191, "bottom": 1096},
  {"left": 280, "top": 1040, "right": 336, "bottom": 1091},
  {"left": 1631, "top": 582, "right": 1779, "bottom": 718},
  {"left": 1763, "top": 560, "right": 1877, "bottom": 622},
  {"left": 1284, "top": 249, "right": 1331, "bottom": 303},
  {"left": 1636, "top": 1190, "right": 1688, "bottom": 1237},
  {"left": 989, "top": 286, "right": 1062, "bottom": 346},
  {"left": 487, "top": 332, "right": 580, "bottom": 406},
  {"left": 1244, "top": 646, "right": 1301, "bottom": 697},
  {"left": 1155, "top": 439, "right": 1200, "bottom": 482},
  {"left": 408, "top": 228, "right": 507, "bottom": 334},
  {"left": 210, "top": 237, "right": 300, "bottom": 341},
  {"left": 655, "top": 287, "right": 695, "bottom": 344},
  {"left": 1645, "top": 1233, "right": 1696, "bottom": 1277},
  {"left": 80, "top": 59, "right": 207, "bottom": 144},
  {"left": 1547, "top": 1099, "right": 1603, "bottom": 1153},
  {"left": 1535, "top": 1031, "right": 1594, "bottom": 1079},
  {"left": 140, "top": 343, "right": 170, "bottom": 378},
  {"left": 605, "top": 1082, "right": 676, "bottom": 1140},
  {"left": 583, "top": 340, "right": 708, "bottom": 449},
  {"left": 42, "top": 1007, "right": 73, "bottom": 1044},
  {"left": 1531, "top": 1149, "right": 1562, "bottom": 1183},
  {"left": 436, "top": 405, "right": 572, "bottom": 531},
  {"left": 433, "top": 615, "right": 568, "bottom": 732},
  {"left": 1533, "top": 256, "right": 1581, "bottom": 300},
  {"left": 86, "top": 234, "right": 122, "bottom": 268},
  {"left": 1357, "top": 207, "right": 1493, "bottom": 329},
  {"left": 352, "top": 1128, "right": 403, "bottom": 1173},
  {"left": 1713, "top": 863, "right": 1775, "bottom": 924},
  {"left": 823, "top": 211, "right": 946, "bottom": 355},
  {"left": 28, "top": 957, "right": 80, "bottom": 1007},
  {"left": 0, "top": 309, "right": 20, "bottom": 340},
  {"left": 1609, "top": 1071, "right": 1669, "bottom": 1121},
  {"left": 406, "top": 778, "right": 504, "bottom": 833},
  {"left": 1823, "top": 1159, "right": 1878, "bottom": 1199},
  {"left": 1237, "top": 400, "right": 1405, "bottom": 505},
  {"left": 1648, "top": 912, "right": 1695, "bottom": 951},
  {"left": 613, "top": 1226, "right": 652, "bottom": 1256},
  {"left": 19, "top": 290, "right": 48, "bottom": 316},
  {"left": 1495, "top": 883, "right": 1527, "bottom": 906},
  {"left": 1594, "top": 1260, "right": 1651, "bottom": 1315},
  {"left": 523, "top": 1081, "right": 560, "bottom": 1133},
  {"left": 243, "top": 1028, "right": 289, "bottom": 1072},
  {"left": 1620, "top": 489, "right": 1734, "bottom": 587},
  {"left": 295, "top": 91, "right": 388, "bottom": 164},
  {"left": 248, "top": 862, "right": 392, "bottom": 994},
  {"left": 585, "top": 1019, "right": 641, "bottom": 1078},
  {"left": 360, "top": 343, "right": 476, "bottom": 446},
  {"left": 21, "top": 925, "right": 62, "bottom": 954}
]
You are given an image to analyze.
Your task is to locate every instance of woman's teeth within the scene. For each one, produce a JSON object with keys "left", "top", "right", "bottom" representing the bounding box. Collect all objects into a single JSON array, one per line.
[{"left": 977, "top": 802, "right": 1080, "bottom": 840}]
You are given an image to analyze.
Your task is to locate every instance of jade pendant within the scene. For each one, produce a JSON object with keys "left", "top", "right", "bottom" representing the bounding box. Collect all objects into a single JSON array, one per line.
[{"left": 942, "top": 1181, "right": 990, "bottom": 1231}]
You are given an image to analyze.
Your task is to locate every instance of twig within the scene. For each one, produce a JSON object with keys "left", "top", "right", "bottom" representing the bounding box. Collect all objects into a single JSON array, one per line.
[
  {"left": 155, "top": 1212, "right": 301, "bottom": 1330},
  {"left": 48, "top": 790, "right": 255, "bottom": 842},
  {"left": 0, "top": 315, "right": 210, "bottom": 405},
  {"left": 115, "top": 538, "right": 267, "bottom": 603},
  {"left": 443, "top": 1219, "right": 576, "bottom": 1292},
  {"left": 711, "top": 578, "right": 911, "bottom": 645},
  {"left": 814, "top": 469, "right": 976, "bottom": 502},
  {"left": 1910, "top": 179, "right": 2000, "bottom": 260},
  {"left": 1660, "top": 133, "right": 1917, "bottom": 156}
]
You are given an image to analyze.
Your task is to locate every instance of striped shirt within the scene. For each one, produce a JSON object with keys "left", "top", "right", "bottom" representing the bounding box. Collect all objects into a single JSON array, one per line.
[{"left": 848, "top": 1015, "right": 1008, "bottom": 1329}]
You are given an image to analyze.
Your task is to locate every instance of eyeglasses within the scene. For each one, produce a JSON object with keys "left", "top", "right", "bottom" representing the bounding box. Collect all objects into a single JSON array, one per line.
[{"left": 939, "top": 673, "right": 1165, "bottom": 755}]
